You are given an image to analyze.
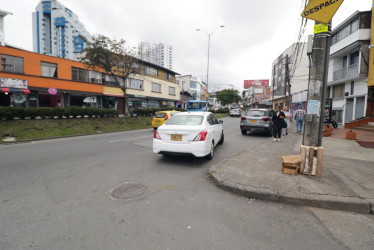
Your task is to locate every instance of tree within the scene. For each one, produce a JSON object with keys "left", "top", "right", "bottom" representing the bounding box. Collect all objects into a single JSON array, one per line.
[
  {"left": 80, "top": 34, "right": 141, "bottom": 115},
  {"left": 216, "top": 89, "right": 242, "bottom": 107}
]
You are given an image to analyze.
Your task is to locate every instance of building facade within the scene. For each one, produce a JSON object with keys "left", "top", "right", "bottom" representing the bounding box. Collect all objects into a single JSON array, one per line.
[
  {"left": 327, "top": 11, "right": 371, "bottom": 125},
  {"left": 176, "top": 75, "right": 207, "bottom": 108},
  {"left": 138, "top": 42, "right": 173, "bottom": 70},
  {"left": 32, "top": 0, "right": 91, "bottom": 61},
  {"left": 0, "top": 46, "right": 180, "bottom": 112},
  {"left": 271, "top": 43, "right": 309, "bottom": 111}
]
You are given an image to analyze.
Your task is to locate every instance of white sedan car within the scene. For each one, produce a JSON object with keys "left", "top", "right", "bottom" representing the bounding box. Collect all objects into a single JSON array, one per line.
[{"left": 153, "top": 112, "right": 224, "bottom": 160}]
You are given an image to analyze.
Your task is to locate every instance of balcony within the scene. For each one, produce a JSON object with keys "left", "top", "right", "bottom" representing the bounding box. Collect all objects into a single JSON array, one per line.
[{"left": 333, "top": 63, "right": 359, "bottom": 81}]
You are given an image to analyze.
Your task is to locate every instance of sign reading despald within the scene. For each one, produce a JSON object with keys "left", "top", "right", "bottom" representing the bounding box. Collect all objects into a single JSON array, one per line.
[
  {"left": 301, "top": 0, "right": 344, "bottom": 24},
  {"left": 244, "top": 80, "right": 269, "bottom": 89}
]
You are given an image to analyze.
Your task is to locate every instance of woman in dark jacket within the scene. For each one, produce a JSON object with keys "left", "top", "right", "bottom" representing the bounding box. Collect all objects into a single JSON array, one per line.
[{"left": 272, "top": 106, "right": 286, "bottom": 142}]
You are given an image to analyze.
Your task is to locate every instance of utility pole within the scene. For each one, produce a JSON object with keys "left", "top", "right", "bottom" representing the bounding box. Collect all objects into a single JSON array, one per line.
[{"left": 303, "top": 22, "right": 331, "bottom": 147}]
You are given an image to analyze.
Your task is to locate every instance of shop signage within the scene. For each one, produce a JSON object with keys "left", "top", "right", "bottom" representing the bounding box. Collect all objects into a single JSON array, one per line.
[
  {"left": 48, "top": 87, "right": 58, "bottom": 95},
  {"left": 244, "top": 80, "right": 269, "bottom": 89},
  {"left": 83, "top": 97, "right": 97, "bottom": 103},
  {"left": 0, "top": 77, "right": 28, "bottom": 89},
  {"left": 301, "top": 0, "right": 344, "bottom": 24}
]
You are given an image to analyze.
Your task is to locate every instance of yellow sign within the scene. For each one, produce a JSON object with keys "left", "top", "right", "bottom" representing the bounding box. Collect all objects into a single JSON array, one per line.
[
  {"left": 314, "top": 24, "right": 329, "bottom": 34},
  {"left": 204, "top": 93, "right": 209, "bottom": 98},
  {"left": 301, "top": 0, "right": 344, "bottom": 24}
]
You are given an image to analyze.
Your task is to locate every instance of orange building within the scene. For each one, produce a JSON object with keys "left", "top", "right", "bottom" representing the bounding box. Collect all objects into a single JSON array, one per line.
[{"left": 0, "top": 45, "right": 180, "bottom": 113}]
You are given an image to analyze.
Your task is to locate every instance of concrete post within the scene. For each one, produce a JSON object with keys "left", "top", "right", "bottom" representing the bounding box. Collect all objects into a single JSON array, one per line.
[{"left": 303, "top": 22, "right": 331, "bottom": 147}]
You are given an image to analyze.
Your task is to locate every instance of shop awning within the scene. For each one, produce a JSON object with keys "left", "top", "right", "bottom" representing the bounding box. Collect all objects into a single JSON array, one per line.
[
  {"left": 0, "top": 88, "right": 30, "bottom": 94},
  {"left": 103, "top": 86, "right": 124, "bottom": 97}
]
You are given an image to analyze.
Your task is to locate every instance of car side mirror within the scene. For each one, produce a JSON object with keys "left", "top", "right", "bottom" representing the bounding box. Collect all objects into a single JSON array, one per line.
[{"left": 219, "top": 120, "right": 223, "bottom": 124}]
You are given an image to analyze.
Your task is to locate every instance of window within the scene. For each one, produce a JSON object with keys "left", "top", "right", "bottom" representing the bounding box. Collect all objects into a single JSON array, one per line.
[
  {"left": 126, "top": 78, "right": 143, "bottom": 90},
  {"left": 169, "top": 86, "right": 175, "bottom": 95},
  {"left": 190, "top": 81, "right": 198, "bottom": 89},
  {"left": 351, "top": 18, "right": 359, "bottom": 33},
  {"left": 333, "top": 84, "right": 344, "bottom": 98},
  {"left": 104, "top": 75, "right": 123, "bottom": 87},
  {"left": 152, "top": 83, "right": 161, "bottom": 93},
  {"left": 350, "top": 81, "right": 354, "bottom": 95},
  {"left": 72, "top": 67, "right": 89, "bottom": 82},
  {"left": 89, "top": 71, "right": 103, "bottom": 84},
  {"left": 145, "top": 66, "right": 158, "bottom": 76},
  {"left": 167, "top": 73, "right": 172, "bottom": 81},
  {"left": 41, "top": 62, "right": 58, "bottom": 78},
  {"left": 1, "top": 55, "right": 24, "bottom": 73}
]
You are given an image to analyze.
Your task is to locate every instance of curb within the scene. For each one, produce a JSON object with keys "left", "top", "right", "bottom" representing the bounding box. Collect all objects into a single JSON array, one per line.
[{"left": 209, "top": 171, "right": 372, "bottom": 214}]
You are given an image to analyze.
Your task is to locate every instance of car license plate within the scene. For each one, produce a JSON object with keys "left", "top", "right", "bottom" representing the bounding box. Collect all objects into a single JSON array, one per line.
[
  {"left": 251, "top": 120, "right": 257, "bottom": 123},
  {"left": 171, "top": 134, "right": 182, "bottom": 141}
]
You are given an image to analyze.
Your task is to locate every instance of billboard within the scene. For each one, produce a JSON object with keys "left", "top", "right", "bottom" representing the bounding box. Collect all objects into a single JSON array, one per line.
[{"left": 244, "top": 79, "right": 269, "bottom": 89}]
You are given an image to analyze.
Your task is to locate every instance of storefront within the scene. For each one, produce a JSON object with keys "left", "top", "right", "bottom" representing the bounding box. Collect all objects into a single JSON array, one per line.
[{"left": 0, "top": 77, "right": 30, "bottom": 107}]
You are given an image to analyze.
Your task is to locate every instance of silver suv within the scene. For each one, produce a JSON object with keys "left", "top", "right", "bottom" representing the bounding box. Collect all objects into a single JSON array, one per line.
[{"left": 240, "top": 109, "right": 274, "bottom": 136}]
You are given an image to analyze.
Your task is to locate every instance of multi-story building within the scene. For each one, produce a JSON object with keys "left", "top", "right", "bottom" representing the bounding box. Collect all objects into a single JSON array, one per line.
[
  {"left": 32, "top": 0, "right": 91, "bottom": 61},
  {"left": 271, "top": 42, "right": 309, "bottom": 110},
  {"left": 242, "top": 80, "right": 270, "bottom": 108},
  {"left": 0, "top": 45, "right": 180, "bottom": 113},
  {"left": 138, "top": 42, "right": 173, "bottom": 70},
  {"left": 0, "top": 10, "right": 12, "bottom": 46},
  {"left": 327, "top": 10, "right": 371, "bottom": 125},
  {"left": 176, "top": 75, "right": 207, "bottom": 108}
]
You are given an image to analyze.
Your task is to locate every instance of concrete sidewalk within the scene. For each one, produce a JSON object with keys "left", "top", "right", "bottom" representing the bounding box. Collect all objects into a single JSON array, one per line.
[{"left": 209, "top": 123, "right": 374, "bottom": 214}]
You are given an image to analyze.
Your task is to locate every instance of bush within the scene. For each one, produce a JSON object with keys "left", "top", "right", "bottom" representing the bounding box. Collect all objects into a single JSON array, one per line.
[
  {"left": 0, "top": 106, "right": 118, "bottom": 120},
  {"left": 216, "top": 108, "right": 229, "bottom": 113},
  {"left": 208, "top": 109, "right": 216, "bottom": 114}
]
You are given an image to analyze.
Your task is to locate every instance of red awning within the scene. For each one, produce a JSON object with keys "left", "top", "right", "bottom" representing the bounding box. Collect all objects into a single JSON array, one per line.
[{"left": 0, "top": 88, "right": 30, "bottom": 94}]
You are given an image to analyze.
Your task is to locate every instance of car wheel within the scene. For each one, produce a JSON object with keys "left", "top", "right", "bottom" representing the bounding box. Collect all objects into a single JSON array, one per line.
[
  {"left": 153, "top": 127, "right": 157, "bottom": 130},
  {"left": 206, "top": 142, "right": 214, "bottom": 160},
  {"left": 218, "top": 132, "right": 224, "bottom": 145},
  {"left": 241, "top": 129, "right": 247, "bottom": 135}
]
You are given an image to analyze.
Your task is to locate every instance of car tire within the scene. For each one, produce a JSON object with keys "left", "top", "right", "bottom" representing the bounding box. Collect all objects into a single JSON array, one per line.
[
  {"left": 154, "top": 127, "right": 157, "bottom": 130},
  {"left": 206, "top": 142, "right": 214, "bottom": 160},
  {"left": 241, "top": 129, "right": 247, "bottom": 135},
  {"left": 218, "top": 132, "right": 224, "bottom": 145}
]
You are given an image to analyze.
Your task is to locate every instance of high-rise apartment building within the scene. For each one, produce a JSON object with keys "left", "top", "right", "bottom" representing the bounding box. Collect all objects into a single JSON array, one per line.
[
  {"left": 32, "top": 0, "right": 91, "bottom": 61},
  {"left": 138, "top": 42, "right": 173, "bottom": 70}
]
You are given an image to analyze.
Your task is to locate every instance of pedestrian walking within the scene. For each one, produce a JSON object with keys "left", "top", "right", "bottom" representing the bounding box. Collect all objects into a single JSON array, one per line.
[
  {"left": 272, "top": 106, "right": 286, "bottom": 142},
  {"left": 282, "top": 106, "right": 291, "bottom": 136},
  {"left": 294, "top": 106, "right": 305, "bottom": 134}
]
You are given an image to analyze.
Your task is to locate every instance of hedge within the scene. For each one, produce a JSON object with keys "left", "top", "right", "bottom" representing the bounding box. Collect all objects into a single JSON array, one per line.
[
  {"left": 0, "top": 107, "right": 119, "bottom": 120},
  {"left": 215, "top": 108, "right": 230, "bottom": 113},
  {"left": 133, "top": 107, "right": 186, "bottom": 116}
]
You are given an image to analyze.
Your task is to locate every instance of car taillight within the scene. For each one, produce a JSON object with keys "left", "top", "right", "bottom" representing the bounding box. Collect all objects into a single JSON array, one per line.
[
  {"left": 241, "top": 117, "right": 246, "bottom": 121},
  {"left": 154, "top": 130, "right": 161, "bottom": 140},
  {"left": 165, "top": 114, "right": 169, "bottom": 120},
  {"left": 193, "top": 131, "right": 208, "bottom": 141},
  {"left": 261, "top": 117, "right": 270, "bottom": 122}
]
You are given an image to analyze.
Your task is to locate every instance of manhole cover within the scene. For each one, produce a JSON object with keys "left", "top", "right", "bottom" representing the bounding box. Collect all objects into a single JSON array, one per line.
[{"left": 110, "top": 182, "right": 147, "bottom": 200}]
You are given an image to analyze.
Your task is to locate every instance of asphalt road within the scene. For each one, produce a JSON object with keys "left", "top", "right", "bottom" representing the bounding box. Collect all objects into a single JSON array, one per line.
[{"left": 0, "top": 117, "right": 372, "bottom": 249}]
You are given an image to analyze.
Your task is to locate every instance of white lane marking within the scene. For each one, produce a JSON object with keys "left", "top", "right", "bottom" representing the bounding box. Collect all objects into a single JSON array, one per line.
[{"left": 110, "top": 135, "right": 151, "bottom": 143}]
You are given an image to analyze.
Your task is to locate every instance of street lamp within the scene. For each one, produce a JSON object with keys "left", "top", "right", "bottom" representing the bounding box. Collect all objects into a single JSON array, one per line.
[{"left": 196, "top": 25, "right": 225, "bottom": 93}]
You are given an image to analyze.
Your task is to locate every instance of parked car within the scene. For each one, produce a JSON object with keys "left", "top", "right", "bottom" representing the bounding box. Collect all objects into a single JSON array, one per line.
[
  {"left": 240, "top": 109, "right": 273, "bottom": 136},
  {"left": 229, "top": 109, "right": 241, "bottom": 117},
  {"left": 153, "top": 112, "right": 224, "bottom": 160},
  {"left": 152, "top": 110, "right": 180, "bottom": 130}
]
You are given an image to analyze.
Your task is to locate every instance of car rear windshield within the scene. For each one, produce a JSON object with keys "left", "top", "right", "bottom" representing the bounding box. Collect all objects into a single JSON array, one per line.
[
  {"left": 165, "top": 115, "right": 204, "bottom": 125},
  {"left": 231, "top": 109, "right": 239, "bottom": 112},
  {"left": 245, "top": 110, "right": 267, "bottom": 117},
  {"left": 155, "top": 113, "right": 166, "bottom": 118}
]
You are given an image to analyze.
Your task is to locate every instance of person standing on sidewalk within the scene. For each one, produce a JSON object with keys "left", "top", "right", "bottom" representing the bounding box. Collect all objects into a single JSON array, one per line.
[
  {"left": 272, "top": 106, "right": 285, "bottom": 142},
  {"left": 294, "top": 106, "right": 305, "bottom": 134},
  {"left": 282, "top": 106, "right": 291, "bottom": 136}
]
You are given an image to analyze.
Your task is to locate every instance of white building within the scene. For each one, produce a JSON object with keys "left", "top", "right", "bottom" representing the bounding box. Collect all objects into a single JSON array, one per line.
[
  {"left": 138, "top": 42, "right": 173, "bottom": 70},
  {"left": 0, "top": 10, "right": 12, "bottom": 46},
  {"left": 327, "top": 10, "right": 371, "bottom": 125},
  {"left": 271, "top": 42, "right": 309, "bottom": 110},
  {"left": 32, "top": 0, "right": 91, "bottom": 61},
  {"left": 176, "top": 75, "right": 207, "bottom": 108}
]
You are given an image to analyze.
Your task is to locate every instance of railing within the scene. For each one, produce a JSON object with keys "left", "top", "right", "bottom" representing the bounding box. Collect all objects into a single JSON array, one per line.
[{"left": 333, "top": 63, "right": 359, "bottom": 81}]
